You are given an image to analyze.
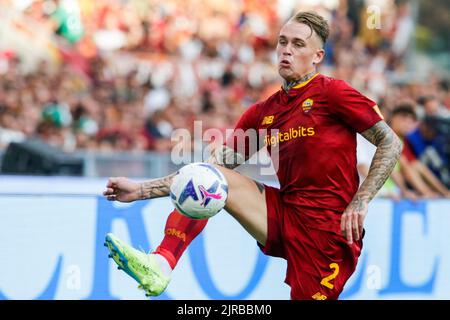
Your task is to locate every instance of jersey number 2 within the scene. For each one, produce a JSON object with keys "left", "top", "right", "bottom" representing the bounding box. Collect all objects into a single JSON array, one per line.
[{"left": 320, "top": 263, "right": 340, "bottom": 289}]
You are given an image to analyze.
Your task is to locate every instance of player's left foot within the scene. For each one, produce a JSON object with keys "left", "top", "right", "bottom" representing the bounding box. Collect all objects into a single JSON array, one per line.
[{"left": 104, "top": 233, "right": 171, "bottom": 297}]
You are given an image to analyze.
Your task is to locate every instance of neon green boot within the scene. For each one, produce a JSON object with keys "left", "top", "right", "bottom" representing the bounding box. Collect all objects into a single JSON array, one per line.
[{"left": 104, "top": 233, "right": 171, "bottom": 297}]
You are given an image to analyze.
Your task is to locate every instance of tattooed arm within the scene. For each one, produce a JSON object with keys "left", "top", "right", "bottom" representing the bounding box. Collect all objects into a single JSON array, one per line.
[
  {"left": 206, "top": 144, "right": 246, "bottom": 169},
  {"left": 341, "top": 121, "right": 403, "bottom": 243},
  {"left": 102, "top": 173, "right": 177, "bottom": 202},
  {"left": 103, "top": 145, "right": 246, "bottom": 202}
]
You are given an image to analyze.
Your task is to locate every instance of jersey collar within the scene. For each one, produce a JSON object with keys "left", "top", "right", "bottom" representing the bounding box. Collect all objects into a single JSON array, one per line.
[
  {"left": 282, "top": 73, "right": 320, "bottom": 97},
  {"left": 292, "top": 72, "right": 319, "bottom": 89}
]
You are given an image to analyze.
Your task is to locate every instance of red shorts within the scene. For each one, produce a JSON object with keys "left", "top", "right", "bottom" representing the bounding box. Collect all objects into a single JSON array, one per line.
[{"left": 259, "top": 185, "right": 363, "bottom": 300}]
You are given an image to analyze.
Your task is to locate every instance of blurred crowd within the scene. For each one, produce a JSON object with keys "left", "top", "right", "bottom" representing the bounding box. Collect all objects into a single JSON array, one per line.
[{"left": 0, "top": 0, "right": 449, "bottom": 196}]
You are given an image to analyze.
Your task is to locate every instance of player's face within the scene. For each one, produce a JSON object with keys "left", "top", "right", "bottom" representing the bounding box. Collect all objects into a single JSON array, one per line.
[{"left": 276, "top": 21, "right": 324, "bottom": 82}]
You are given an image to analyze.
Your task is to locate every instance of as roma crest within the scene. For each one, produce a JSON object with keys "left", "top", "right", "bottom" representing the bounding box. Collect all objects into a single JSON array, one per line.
[{"left": 301, "top": 98, "right": 314, "bottom": 113}]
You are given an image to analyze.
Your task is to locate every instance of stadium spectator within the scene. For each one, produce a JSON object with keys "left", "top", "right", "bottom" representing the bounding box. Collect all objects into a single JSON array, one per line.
[
  {"left": 0, "top": 0, "right": 448, "bottom": 193},
  {"left": 417, "top": 95, "right": 450, "bottom": 119},
  {"left": 405, "top": 112, "right": 450, "bottom": 187},
  {"left": 389, "top": 105, "right": 450, "bottom": 198}
]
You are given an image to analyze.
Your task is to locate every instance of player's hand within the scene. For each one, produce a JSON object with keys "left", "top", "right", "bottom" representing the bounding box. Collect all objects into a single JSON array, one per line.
[
  {"left": 103, "top": 177, "right": 141, "bottom": 202},
  {"left": 340, "top": 198, "right": 368, "bottom": 244}
]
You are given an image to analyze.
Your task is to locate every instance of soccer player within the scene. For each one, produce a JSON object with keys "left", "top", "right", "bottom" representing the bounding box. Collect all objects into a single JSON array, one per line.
[{"left": 103, "top": 11, "right": 402, "bottom": 300}]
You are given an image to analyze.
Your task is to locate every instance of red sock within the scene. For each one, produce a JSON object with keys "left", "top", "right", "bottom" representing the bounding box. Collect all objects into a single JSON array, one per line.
[{"left": 153, "top": 209, "right": 208, "bottom": 269}]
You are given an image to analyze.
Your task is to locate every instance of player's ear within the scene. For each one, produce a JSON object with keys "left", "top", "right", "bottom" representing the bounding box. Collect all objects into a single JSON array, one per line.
[{"left": 313, "top": 48, "right": 325, "bottom": 65}]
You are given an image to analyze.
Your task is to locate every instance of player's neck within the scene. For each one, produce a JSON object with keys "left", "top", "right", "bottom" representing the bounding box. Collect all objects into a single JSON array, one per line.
[{"left": 282, "top": 70, "right": 317, "bottom": 92}]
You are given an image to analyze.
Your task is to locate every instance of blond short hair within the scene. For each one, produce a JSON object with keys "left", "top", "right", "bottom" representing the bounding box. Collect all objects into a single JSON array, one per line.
[{"left": 291, "top": 11, "right": 329, "bottom": 45}]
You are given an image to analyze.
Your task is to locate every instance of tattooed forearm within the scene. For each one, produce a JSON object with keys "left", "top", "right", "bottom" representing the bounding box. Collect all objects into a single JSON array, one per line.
[
  {"left": 354, "top": 121, "right": 403, "bottom": 203},
  {"left": 207, "top": 145, "right": 246, "bottom": 170},
  {"left": 139, "top": 145, "right": 244, "bottom": 200},
  {"left": 139, "top": 172, "right": 177, "bottom": 200}
]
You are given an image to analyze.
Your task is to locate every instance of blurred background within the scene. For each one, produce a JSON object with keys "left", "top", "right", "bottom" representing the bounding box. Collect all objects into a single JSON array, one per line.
[
  {"left": 0, "top": 0, "right": 450, "bottom": 300},
  {"left": 0, "top": 0, "right": 449, "bottom": 196}
]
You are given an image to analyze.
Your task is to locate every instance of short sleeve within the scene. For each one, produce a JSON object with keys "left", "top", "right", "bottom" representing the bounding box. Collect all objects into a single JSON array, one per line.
[
  {"left": 328, "top": 80, "right": 383, "bottom": 133},
  {"left": 224, "top": 103, "right": 262, "bottom": 160},
  {"left": 233, "top": 103, "right": 260, "bottom": 132}
]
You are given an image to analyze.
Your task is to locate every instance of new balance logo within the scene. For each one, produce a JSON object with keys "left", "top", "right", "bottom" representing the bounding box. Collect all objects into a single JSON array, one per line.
[
  {"left": 261, "top": 116, "right": 274, "bottom": 125},
  {"left": 312, "top": 292, "right": 327, "bottom": 300}
]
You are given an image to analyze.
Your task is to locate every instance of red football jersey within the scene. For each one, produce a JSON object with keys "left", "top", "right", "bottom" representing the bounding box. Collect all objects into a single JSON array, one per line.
[{"left": 226, "top": 73, "right": 383, "bottom": 234}]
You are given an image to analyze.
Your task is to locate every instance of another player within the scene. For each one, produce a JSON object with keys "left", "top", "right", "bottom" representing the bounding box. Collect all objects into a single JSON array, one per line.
[{"left": 103, "top": 11, "right": 402, "bottom": 300}]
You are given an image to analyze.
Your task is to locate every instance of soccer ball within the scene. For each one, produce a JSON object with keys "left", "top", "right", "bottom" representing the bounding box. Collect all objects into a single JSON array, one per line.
[{"left": 170, "top": 163, "right": 228, "bottom": 220}]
